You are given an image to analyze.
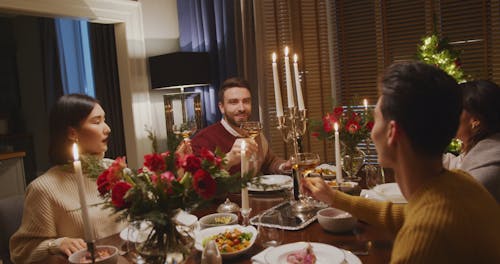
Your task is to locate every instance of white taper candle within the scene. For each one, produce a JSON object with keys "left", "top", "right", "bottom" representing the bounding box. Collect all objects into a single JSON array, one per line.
[
  {"left": 272, "top": 53, "right": 284, "bottom": 117},
  {"left": 293, "top": 54, "right": 305, "bottom": 111},
  {"left": 73, "top": 143, "right": 95, "bottom": 241}
]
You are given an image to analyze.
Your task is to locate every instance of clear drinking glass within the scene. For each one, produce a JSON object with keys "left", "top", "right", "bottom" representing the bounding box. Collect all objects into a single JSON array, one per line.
[
  {"left": 127, "top": 221, "right": 146, "bottom": 264},
  {"left": 258, "top": 210, "right": 284, "bottom": 248},
  {"left": 364, "top": 164, "right": 385, "bottom": 189},
  {"left": 239, "top": 121, "right": 263, "bottom": 139},
  {"left": 293, "top": 153, "right": 320, "bottom": 203},
  {"left": 172, "top": 120, "right": 197, "bottom": 141}
]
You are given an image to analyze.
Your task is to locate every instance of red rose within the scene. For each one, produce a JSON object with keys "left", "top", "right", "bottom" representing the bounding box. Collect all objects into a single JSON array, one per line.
[
  {"left": 333, "top": 107, "right": 343, "bottom": 119},
  {"left": 108, "top": 157, "right": 127, "bottom": 182},
  {"left": 143, "top": 153, "right": 166, "bottom": 172},
  {"left": 192, "top": 169, "right": 216, "bottom": 199},
  {"left": 182, "top": 154, "right": 202, "bottom": 173},
  {"left": 366, "top": 121, "right": 374, "bottom": 131},
  {"left": 322, "top": 114, "right": 337, "bottom": 133},
  {"left": 111, "top": 181, "right": 132, "bottom": 209},
  {"left": 200, "top": 148, "right": 215, "bottom": 162},
  {"left": 96, "top": 170, "right": 111, "bottom": 195},
  {"left": 345, "top": 120, "right": 360, "bottom": 134}
]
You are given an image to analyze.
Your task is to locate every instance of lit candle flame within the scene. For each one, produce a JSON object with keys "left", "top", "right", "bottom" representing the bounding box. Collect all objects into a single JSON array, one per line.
[
  {"left": 72, "top": 143, "right": 79, "bottom": 161},
  {"left": 334, "top": 122, "right": 339, "bottom": 132},
  {"left": 284, "top": 46, "right": 289, "bottom": 56},
  {"left": 294, "top": 54, "right": 298, "bottom": 63},
  {"left": 272, "top": 52, "right": 277, "bottom": 63},
  {"left": 363, "top": 99, "right": 368, "bottom": 109}
]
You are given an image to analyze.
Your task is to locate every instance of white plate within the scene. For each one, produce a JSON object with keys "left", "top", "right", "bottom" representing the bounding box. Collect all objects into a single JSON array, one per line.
[
  {"left": 194, "top": 224, "right": 258, "bottom": 259},
  {"left": 372, "top": 183, "right": 407, "bottom": 203},
  {"left": 264, "top": 242, "right": 349, "bottom": 264},
  {"left": 247, "top": 175, "right": 293, "bottom": 192}
]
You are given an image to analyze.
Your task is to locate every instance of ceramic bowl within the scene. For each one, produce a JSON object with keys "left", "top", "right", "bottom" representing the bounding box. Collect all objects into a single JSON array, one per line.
[
  {"left": 317, "top": 207, "right": 357, "bottom": 233},
  {"left": 199, "top": 212, "right": 238, "bottom": 229},
  {"left": 194, "top": 224, "right": 258, "bottom": 259},
  {"left": 68, "top": 245, "right": 118, "bottom": 264}
]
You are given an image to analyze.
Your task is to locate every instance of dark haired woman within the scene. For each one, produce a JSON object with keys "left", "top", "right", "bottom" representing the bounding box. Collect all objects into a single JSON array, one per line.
[
  {"left": 10, "top": 94, "right": 125, "bottom": 263},
  {"left": 443, "top": 80, "right": 500, "bottom": 202}
]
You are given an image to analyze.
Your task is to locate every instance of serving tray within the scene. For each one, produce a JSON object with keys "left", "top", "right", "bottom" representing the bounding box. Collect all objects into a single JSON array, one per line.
[{"left": 249, "top": 201, "right": 326, "bottom": 230}]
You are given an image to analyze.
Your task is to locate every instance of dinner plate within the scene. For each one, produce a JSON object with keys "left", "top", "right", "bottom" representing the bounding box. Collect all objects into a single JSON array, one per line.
[
  {"left": 264, "top": 242, "right": 353, "bottom": 264},
  {"left": 372, "top": 183, "right": 407, "bottom": 203},
  {"left": 247, "top": 175, "right": 293, "bottom": 192}
]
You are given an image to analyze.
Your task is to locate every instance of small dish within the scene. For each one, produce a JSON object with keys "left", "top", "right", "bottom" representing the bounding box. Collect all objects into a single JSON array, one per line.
[
  {"left": 199, "top": 213, "right": 238, "bottom": 229},
  {"left": 195, "top": 225, "right": 258, "bottom": 259},
  {"left": 68, "top": 245, "right": 118, "bottom": 264},
  {"left": 317, "top": 207, "right": 357, "bottom": 233},
  {"left": 326, "top": 180, "right": 359, "bottom": 192}
]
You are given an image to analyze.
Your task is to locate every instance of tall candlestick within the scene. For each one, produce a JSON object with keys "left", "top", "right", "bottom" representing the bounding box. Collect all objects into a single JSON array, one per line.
[
  {"left": 73, "top": 143, "right": 94, "bottom": 241},
  {"left": 240, "top": 140, "right": 249, "bottom": 210},
  {"left": 284, "top": 47, "right": 295, "bottom": 108},
  {"left": 334, "top": 123, "right": 343, "bottom": 183},
  {"left": 272, "top": 53, "right": 284, "bottom": 117},
  {"left": 293, "top": 54, "right": 305, "bottom": 111}
]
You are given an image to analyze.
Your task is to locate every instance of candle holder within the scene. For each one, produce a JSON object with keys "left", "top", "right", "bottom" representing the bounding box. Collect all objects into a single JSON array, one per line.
[
  {"left": 277, "top": 107, "right": 307, "bottom": 156},
  {"left": 86, "top": 241, "right": 96, "bottom": 263},
  {"left": 240, "top": 208, "right": 252, "bottom": 226},
  {"left": 277, "top": 107, "right": 313, "bottom": 212}
]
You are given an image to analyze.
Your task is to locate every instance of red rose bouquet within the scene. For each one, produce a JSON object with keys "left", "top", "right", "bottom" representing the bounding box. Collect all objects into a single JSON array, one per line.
[
  {"left": 94, "top": 147, "right": 243, "bottom": 261},
  {"left": 311, "top": 106, "right": 374, "bottom": 154}
]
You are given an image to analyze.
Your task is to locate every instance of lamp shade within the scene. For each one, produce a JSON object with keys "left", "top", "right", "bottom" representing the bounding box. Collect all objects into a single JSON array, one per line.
[{"left": 149, "top": 52, "right": 211, "bottom": 89}]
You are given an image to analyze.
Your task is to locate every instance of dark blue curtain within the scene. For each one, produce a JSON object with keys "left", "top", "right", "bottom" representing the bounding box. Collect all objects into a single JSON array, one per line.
[{"left": 177, "top": 0, "right": 237, "bottom": 125}]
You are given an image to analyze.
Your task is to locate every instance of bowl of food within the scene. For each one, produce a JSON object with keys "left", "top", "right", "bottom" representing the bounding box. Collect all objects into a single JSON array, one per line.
[
  {"left": 195, "top": 224, "right": 258, "bottom": 259},
  {"left": 68, "top": 245, "right": 118, "bottom": 264},
  {"left": 199, "top": 213, "right": 238, "bottom": 229},
  {"left": 317, "top": 207, "right": 357, "bottom": 233}
]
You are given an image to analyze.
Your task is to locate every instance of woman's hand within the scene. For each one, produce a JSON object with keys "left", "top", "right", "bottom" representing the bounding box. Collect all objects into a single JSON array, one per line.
[
  {"left": 59, "top": 237, "right": 87, "bottom": 256},
  {"left": 302, "top": 177, "right": 336, "bottom": 205}
]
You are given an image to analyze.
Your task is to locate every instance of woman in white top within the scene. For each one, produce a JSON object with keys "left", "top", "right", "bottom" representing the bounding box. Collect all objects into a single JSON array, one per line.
[{"left": 443, "top": 80, "right": 500, "bottom": 202}]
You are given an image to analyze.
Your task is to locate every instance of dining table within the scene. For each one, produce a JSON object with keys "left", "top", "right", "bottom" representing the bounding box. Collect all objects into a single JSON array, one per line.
[{"left": 48, "top": 174, "right": 395, "bottom": 264}]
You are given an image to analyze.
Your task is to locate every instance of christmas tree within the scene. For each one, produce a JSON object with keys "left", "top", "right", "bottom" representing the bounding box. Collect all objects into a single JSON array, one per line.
[{"left": 417, "top": 34, "right": 466, "bottom": 83}]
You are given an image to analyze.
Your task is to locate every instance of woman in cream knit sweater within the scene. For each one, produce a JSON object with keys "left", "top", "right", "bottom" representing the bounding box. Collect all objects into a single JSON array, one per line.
[{"left": 10, "top": 94, "right": 125, "bottom": 263}]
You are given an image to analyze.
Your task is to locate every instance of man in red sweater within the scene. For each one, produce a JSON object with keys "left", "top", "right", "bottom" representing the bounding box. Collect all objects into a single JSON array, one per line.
[{"left": 191, "top": 77, "right": 291, "bottom": 175}]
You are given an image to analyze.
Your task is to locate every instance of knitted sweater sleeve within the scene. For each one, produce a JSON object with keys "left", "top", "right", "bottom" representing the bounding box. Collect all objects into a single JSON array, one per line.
[
  {"left": 332, "top": 191, "right": 406, "bottom": 234},
  {"left": 10, "top": 181, "right": 58, "bottom": 263}
]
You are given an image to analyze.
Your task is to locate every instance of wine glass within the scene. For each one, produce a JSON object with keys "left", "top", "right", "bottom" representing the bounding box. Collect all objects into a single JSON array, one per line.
[
  {"left": 292, "top": 152, "right": 321, "bottom": 212},
  {"left": 240, "top": 121, "right": 263, "bottom": 139},
  {"left": 172, "top": 120, "right": 197, "bottom": 141},
  {"left": 364, "top": 164, "right": 385, "bottom": 189}
]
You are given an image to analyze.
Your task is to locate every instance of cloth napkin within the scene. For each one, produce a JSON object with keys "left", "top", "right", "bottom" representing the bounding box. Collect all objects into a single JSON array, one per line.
[
  {"left": 360, "top": 189, "right": 407, "bottom": 204},
  {"left": 251, "top": 246, "right": 275, "bottom": 264}
]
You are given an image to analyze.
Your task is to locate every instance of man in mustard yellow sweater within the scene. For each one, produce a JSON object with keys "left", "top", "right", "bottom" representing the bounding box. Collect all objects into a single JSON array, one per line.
[{"left": 304, "top": 62, "right": 500, "bottom": 263}]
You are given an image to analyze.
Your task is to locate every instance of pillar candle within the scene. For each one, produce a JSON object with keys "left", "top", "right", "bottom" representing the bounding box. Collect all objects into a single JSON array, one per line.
[
  {"left": 284, "top": 47, "right": 295, "bottom": 108},
  {"left": 272, "top": 53, "right": 284, "bottom": 117},
  {"left": 73, "top": 143, "right": 95, "bottom": 241},
  {"left": 240, "top": 140, "right": 249, "bottom": 210},
  {"left": 293, "top": 54, "right": 305, "bottom": 111},
  {"left": 363, "top": 99, "right": 368, "bottom": 112},
  {"left": 334, "top": 123, "right": 343, "bottom": 183}
]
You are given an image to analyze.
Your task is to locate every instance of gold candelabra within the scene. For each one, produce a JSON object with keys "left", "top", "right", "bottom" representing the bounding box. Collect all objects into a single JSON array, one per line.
[{"left": 277, "top": 107, "right": 308, "bottom": 156}]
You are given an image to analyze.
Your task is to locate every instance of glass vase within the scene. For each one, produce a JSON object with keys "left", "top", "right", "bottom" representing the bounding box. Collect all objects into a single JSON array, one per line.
[
  {"left": 340, "top": 143, "right": 366, "bottom": 182},
  {"left": 135, "top": 219, "right": 190, "bottom": 264}
]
